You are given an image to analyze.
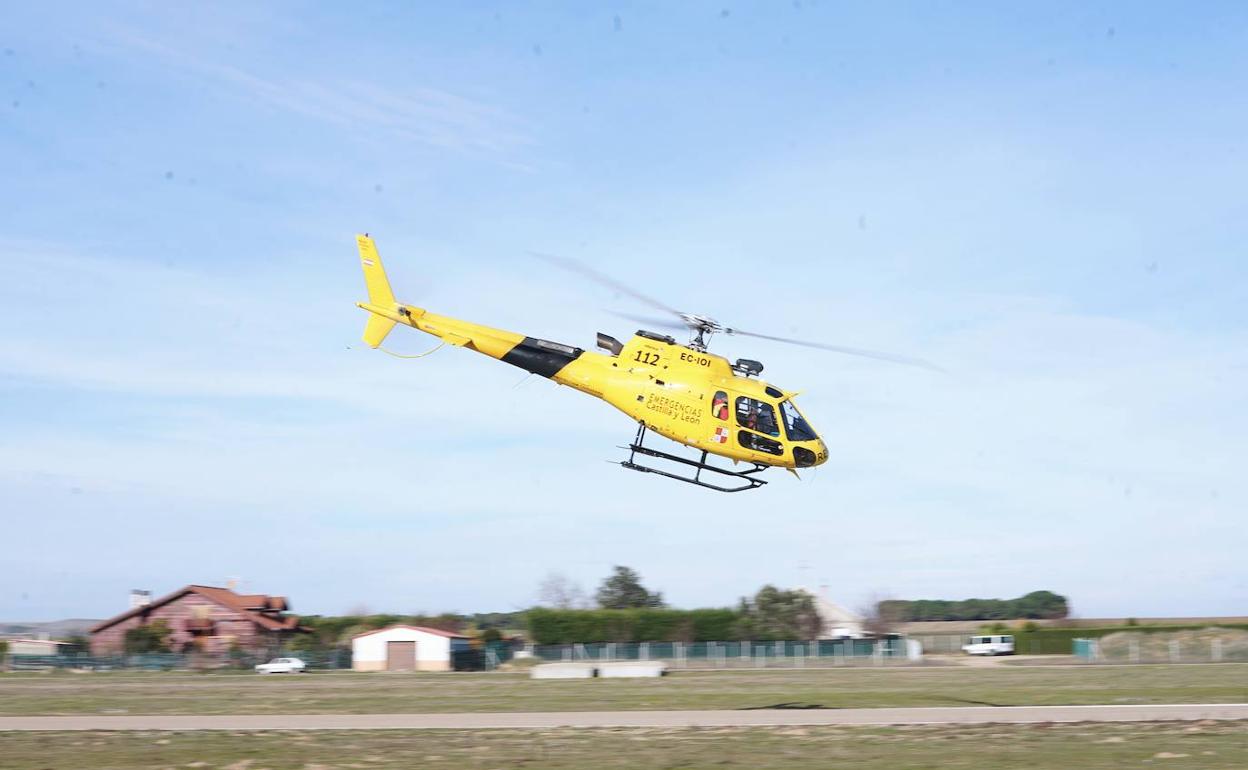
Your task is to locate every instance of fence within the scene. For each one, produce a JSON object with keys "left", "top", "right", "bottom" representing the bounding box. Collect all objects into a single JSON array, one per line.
[
  {"left": 917, "top": 626, "right": 1248, "bottom": 659},
  {"left": 3, "top": 648, "right": 353, "bottom": 672},
  {"left": 1075, "top": 636, "right": 1248, "bottom": 664},
  {"left": 913, "top": 634, "right": 1075, "bottom": 655},
  {"left": 514, "top": 638, "right": 917, "bottom": 669}
]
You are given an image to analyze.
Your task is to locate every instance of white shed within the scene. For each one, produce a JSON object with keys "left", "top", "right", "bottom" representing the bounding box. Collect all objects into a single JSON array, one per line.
[
  {"left": 351, "top": 625, "right": 471, "bottom": 672},
  {"left": 7, "top": 639, "right": 71, "bottom": 656}
]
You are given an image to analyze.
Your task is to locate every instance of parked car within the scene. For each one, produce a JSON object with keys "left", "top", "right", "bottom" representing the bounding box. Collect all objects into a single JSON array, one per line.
[
  {"left": 962, "top": 635, "right": 1015, "bottom": 656},
  {"left": 255, "top": 657, "right": 306, "bottom": 674}
]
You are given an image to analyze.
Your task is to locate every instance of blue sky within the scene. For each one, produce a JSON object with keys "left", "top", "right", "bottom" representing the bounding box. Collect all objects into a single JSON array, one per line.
[{"left": 2, "top": 2, "right": 1245, "bottom": 622}]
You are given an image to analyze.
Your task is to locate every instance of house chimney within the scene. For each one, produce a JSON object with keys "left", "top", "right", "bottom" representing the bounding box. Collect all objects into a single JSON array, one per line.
[{"left": 129, "top": 589, "right": 152, "bottom": 609}]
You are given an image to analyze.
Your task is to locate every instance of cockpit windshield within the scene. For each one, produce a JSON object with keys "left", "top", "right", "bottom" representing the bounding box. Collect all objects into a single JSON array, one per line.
[{"left": 780, "top": 399, "right": 818, "bottom": 442}]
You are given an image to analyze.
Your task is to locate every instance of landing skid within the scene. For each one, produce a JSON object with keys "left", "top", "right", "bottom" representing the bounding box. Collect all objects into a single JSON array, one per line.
[{"left": 619, "top": 423, "right": 769, "bottom": 493}]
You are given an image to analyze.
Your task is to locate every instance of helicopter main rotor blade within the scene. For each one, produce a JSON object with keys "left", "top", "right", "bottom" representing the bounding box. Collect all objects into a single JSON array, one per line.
[
  {"left": 608, "top": 311, "right": 689, "bottom": 333},
  {"left": 725, "top": 328, "right": 944, "bottom": 372},
  {"left": 529, "top": 251, "right": 940, "bottom": 372},
  {"left": 529, "top": 251, "right": 686, "bottom": 319}
]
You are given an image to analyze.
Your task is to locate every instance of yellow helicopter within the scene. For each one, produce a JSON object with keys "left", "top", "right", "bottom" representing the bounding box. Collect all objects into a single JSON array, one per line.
[{"left": 354, "top": 234, "right": 936, "bottom": 492}]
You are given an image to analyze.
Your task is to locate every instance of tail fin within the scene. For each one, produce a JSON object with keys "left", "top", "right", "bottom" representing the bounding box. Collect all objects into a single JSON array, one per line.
[
  {"left": 357, "top": 234, "right": 396, "bottom": 306},
  {"left": 356, "top": 234, "right": 398, "bottom": 348}
]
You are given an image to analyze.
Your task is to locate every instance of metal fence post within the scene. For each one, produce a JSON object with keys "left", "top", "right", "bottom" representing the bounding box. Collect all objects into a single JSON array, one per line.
[{"left": 675, "top": 641, "right": 684, "bottom": 669}]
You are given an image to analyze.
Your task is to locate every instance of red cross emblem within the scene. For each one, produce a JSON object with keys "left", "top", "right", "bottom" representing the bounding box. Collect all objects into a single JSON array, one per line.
[{"left": 712, "top": 426, "right": 729, "bottom": 444}]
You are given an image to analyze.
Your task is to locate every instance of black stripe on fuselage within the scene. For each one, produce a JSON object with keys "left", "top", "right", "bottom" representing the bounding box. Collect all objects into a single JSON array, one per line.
[{"left": 500, "top": 337, "right": 584, "bottom": 378}]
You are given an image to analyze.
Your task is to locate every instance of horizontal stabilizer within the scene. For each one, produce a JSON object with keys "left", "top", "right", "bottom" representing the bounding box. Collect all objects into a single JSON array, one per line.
[{"left": 363, "top": 315, "right": 397, "bottom": 349}]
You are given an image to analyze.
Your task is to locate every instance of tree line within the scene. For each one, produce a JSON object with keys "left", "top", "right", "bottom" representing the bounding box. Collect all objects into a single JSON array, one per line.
[
  {"left": 114, "top": 569, "right": 1069, "bottom": 653},
  {"left": 877, "top": 590, "right": 1069, "bottom": 622},
  {"left": 288, "top": 567, "right": 824, "bottom": 648},
  {"left": 529, "top": 566, "right": 821, "bottom": 643}
]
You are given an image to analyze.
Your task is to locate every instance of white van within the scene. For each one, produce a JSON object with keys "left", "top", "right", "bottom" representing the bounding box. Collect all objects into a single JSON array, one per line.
[{"left": 962, "top": 635, "right": 1015, "bottom": 656}]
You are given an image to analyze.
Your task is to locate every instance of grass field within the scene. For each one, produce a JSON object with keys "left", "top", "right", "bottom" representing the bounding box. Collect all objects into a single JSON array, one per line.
[
  {"left": 1, "top": 664, "right": 1245, "bottom": 716},
  {"left": 3, "top": 722, "right": 1247, "bottom": 769}
]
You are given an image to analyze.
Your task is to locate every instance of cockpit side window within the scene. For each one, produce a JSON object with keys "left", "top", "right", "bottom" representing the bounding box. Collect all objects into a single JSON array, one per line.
[
  {"left": 711, "top": 391, "right": 729, "bottom": 421},
  {"left": 735, "top": 397, "right": 780, "bottom": 437},
  {"left": 780, "top": 399, "right": 818, "bottom": 442}
]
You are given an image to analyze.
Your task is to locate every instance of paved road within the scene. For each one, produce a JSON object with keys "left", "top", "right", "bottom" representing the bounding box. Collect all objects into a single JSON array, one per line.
[{"left": 2, "top": 704, "right": 1246, "bottom": 731}]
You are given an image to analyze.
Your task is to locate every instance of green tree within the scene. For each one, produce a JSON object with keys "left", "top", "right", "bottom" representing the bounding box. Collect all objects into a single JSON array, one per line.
[
  {"left": 479, "top": 627, "right": 503, "bottom": 643},
  {"left": 736, "top": 586, "right": 821, "bottom": 640},
  {"left": 1015, "top": 590, "right": 1069, "bottom": 619},
  {"left": 123, "top": 620, "right": 171, "bottom": 653},
  {"left": 60, "top": 634, "right": 90, "bottom": 656},
  {"left": 861, "top": 594, "right": 904, "bottom": 636},
  {"left": 595, "top": 566, "right": 665, "bottom": 609}
]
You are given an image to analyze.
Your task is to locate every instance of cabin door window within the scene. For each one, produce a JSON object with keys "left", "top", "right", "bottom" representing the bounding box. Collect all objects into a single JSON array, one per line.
[{"left": 734, "top": 396, "right": 783, "bottom": 455}]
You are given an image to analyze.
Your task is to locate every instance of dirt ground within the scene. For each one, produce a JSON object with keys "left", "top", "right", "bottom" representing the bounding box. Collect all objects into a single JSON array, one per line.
[
  {"left": 2, "top": 663, "right": 1246, "bottom": 717},
  {"left": 3, "top": 721, "right": 1247, "bottom": 770}
]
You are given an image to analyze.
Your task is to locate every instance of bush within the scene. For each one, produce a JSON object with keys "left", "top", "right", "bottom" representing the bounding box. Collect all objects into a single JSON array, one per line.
[
  {"left": 1011, "top": 623, "right": 1248, "bottom": 654},
  {"left": 480, "top": 627, "right": 503, "bottom": 643},
  {"left": 735, "top": 586, "right": 821, "bottom": 641},
  {"left": 526, "top": 608, "right": 741, "bottom": 644},
  {"left": 123, "top": 621, "right": 172, "bottom": 654}
]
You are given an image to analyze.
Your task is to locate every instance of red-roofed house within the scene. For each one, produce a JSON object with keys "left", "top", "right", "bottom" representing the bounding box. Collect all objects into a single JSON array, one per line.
[{"left": 90, "top": 585, "right": 304, "bottom": 656}]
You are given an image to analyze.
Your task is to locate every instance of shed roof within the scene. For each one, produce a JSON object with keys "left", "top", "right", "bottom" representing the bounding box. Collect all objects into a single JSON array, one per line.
[{"left": 351, "top": 624, "right": 468, "bottom": 640}]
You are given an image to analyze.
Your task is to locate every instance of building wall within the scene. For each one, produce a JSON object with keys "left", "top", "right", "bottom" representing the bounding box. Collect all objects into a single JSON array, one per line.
[
  {"left": 8, "top": 640, "right": 66, "bottom": 656},
  {"left": 351, "top": 628, "right": 459, "bottom": 671},
  {"left": 353, "top": 658, "right": 451, "bottom": 672},
  {"left": 91, "top": 593, "right": 289, "bottom": 655}
]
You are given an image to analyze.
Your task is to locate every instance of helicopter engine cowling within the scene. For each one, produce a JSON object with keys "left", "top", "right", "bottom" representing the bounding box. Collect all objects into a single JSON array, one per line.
[{"left": 733, "top": 358, "right": 764, "bottom": 377}]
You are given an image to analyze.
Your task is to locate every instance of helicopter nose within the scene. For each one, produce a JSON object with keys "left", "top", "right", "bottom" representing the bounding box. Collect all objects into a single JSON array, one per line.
[{"left": 793, "top": 440, "right": 826, "bottom": 468}]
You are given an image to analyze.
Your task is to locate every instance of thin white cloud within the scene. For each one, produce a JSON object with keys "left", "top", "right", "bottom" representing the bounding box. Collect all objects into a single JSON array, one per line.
[{"left": 99, "top": 26, "right": 532, "bottom": 156}]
